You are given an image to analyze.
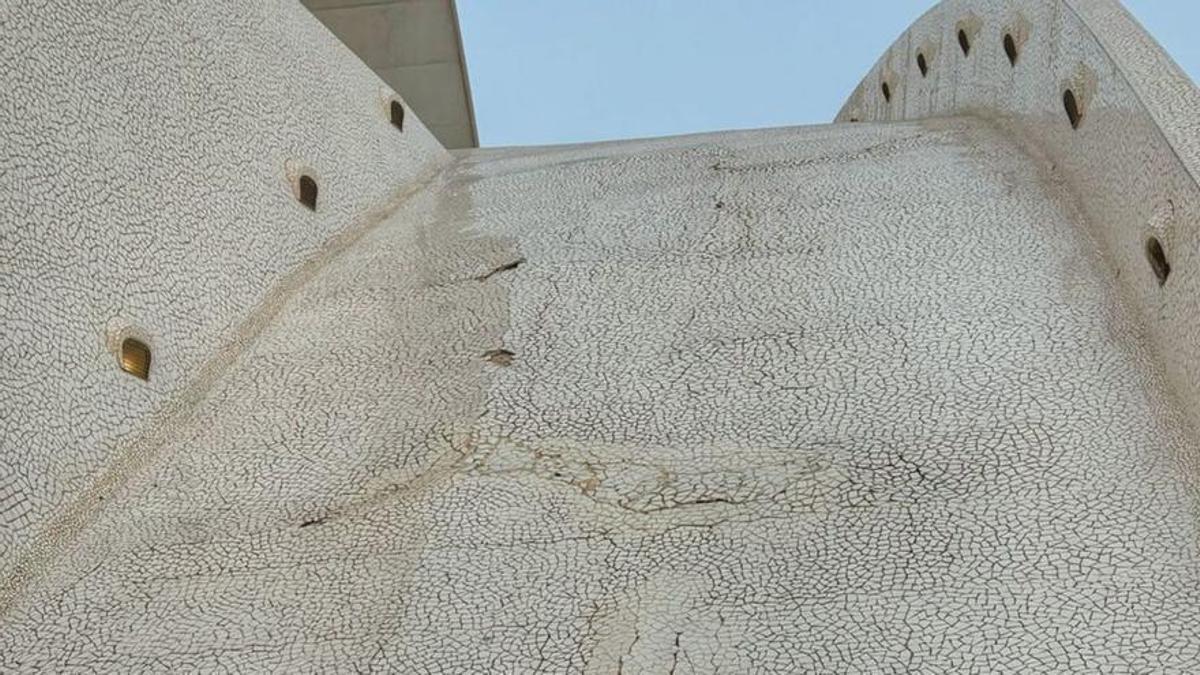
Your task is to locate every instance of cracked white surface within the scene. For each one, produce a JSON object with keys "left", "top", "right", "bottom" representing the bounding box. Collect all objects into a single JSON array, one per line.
[
  {"left": 0, "top": 0, "right": 446, "bottom": 592},
  {"left": 841, "top": 0, "right": 1200, "bottom": 446},
  {"left": 4, "top": 117, "right": 1200, "bottom": 671},
  {"left": 4, "top": 0, "right": 1200, "bottom": 671}
]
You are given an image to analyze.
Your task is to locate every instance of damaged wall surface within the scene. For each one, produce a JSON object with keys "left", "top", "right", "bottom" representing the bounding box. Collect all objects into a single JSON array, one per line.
[{"left": 2, "top": 0, "right": 1200, "bottom": 671}]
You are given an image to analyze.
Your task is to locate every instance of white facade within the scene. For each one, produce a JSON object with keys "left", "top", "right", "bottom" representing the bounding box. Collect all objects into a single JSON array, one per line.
[{"left": 1, "top": 0, "right": 1199, "bottom": 670}]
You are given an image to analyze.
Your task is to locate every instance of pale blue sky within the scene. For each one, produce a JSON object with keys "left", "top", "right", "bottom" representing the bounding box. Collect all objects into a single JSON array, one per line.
[{"left": 457, "top": 1, "right": 1199, "bottom": 147}]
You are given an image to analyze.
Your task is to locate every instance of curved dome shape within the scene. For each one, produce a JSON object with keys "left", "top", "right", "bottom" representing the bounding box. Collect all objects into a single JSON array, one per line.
[
  {"left": 3, "top": 0, "right": 1200, "bottom": 671},
  {"left": 841, "top": 0, "right": 1200, "bottom": 438}
]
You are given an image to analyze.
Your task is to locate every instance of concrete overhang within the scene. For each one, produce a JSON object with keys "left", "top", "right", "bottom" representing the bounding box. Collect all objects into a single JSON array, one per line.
[{"left": 302, "top": 0, "right": 478, "bottom": 149}]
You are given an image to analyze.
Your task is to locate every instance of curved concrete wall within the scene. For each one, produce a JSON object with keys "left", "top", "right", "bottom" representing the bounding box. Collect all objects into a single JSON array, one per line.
[
  {"left": 0, "top": 1, "right": 448, "bottom": 590},
  {"left": 6, "top": 0, "right": 1200, "bottom": 669},
  {"left": 840, "top": 0, "right": 1200, "bottom": 446}
]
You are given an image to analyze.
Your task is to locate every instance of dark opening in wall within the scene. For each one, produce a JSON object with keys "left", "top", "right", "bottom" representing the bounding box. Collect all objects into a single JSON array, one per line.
[
  {"left": 390, "top": 100, "right": 405, "bottom": 131},
  {"left": 1004, "top": 34, "right": 1019, "bottom": 65},
  {"left": 120, "top": 338, "right": 151, "bottom": 381},
  {"left": 299, "top": 175, "right": 318, "bottom": 210},
  {"left": 1146, "top": 237, "right": 1170, "bottom": 286},
  {"left": 958, "top": 29, "right": 971, "bottom": 56},
  {"left": 881, "top": 81, "right": 892, "bottom": 102},
  {"left": 917, "top": 52, "right": 929, "bottom": 77},
  {"left": 1063, "top": 89, "right": 1082, "bottom": 129},
  {"left": 483, "top": 349, "right": 515, "bottom": 366}
]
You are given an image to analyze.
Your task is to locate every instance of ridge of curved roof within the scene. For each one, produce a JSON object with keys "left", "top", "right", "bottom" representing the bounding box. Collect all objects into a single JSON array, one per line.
[{"left": 840, "top": 0, "right": 1200, "bottom": 442}]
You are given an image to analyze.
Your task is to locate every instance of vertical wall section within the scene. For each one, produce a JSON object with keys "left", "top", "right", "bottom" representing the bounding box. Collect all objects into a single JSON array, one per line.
[
  {"left": 0, "top": 1, "right": 449, "bottom": 586},
  {"left": 840, "top": 0, "right": 1200, "bottom": 459}
]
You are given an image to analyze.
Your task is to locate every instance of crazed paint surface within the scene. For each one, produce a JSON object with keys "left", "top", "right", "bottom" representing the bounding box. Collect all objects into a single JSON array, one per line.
[
  {"left": 841, "top": 0, "right": 1200, "bottom": 448},
  {"left": 3, "top": 0, "right": 1200, "bottom": 671},
  {"left": 0, "top": 0, "right": 447, "bottom": 597}
]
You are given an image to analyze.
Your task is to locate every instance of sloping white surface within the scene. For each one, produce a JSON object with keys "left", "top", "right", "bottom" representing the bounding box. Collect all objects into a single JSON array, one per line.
[
  {"left": 0, "top": 0, "right": 446, "bottom": 604},
  {"left": 4, "top": 119, "right": 1199, "bottom": 671}
]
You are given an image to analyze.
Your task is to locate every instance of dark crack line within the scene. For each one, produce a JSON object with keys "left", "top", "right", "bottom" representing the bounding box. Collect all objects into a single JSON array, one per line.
[{"left": 473, "top": 257, "right": 525, "bottom": 281}]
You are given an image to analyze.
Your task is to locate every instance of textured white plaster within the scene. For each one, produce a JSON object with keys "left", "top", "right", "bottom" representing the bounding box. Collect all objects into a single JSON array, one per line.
[
  {"left": 0, "top": 0, "right": 447, "bottom": 594},
  {"left": 4, "top": 116, "right": 1200, "bottom": 671},
  {"left": 3, "top": 0, "right": 1200, "bottom": 671},
  {"left": 840, "top": 0, "right": 1200, "bottom": 454}
]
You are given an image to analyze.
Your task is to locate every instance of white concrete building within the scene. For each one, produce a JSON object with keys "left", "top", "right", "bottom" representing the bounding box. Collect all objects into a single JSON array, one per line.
[
  {"left": 301, "top": 0, "right": 478, "bottom": 149},
  {"left": 2, "top": 0, "right": 1199, "bottom": 671}
]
